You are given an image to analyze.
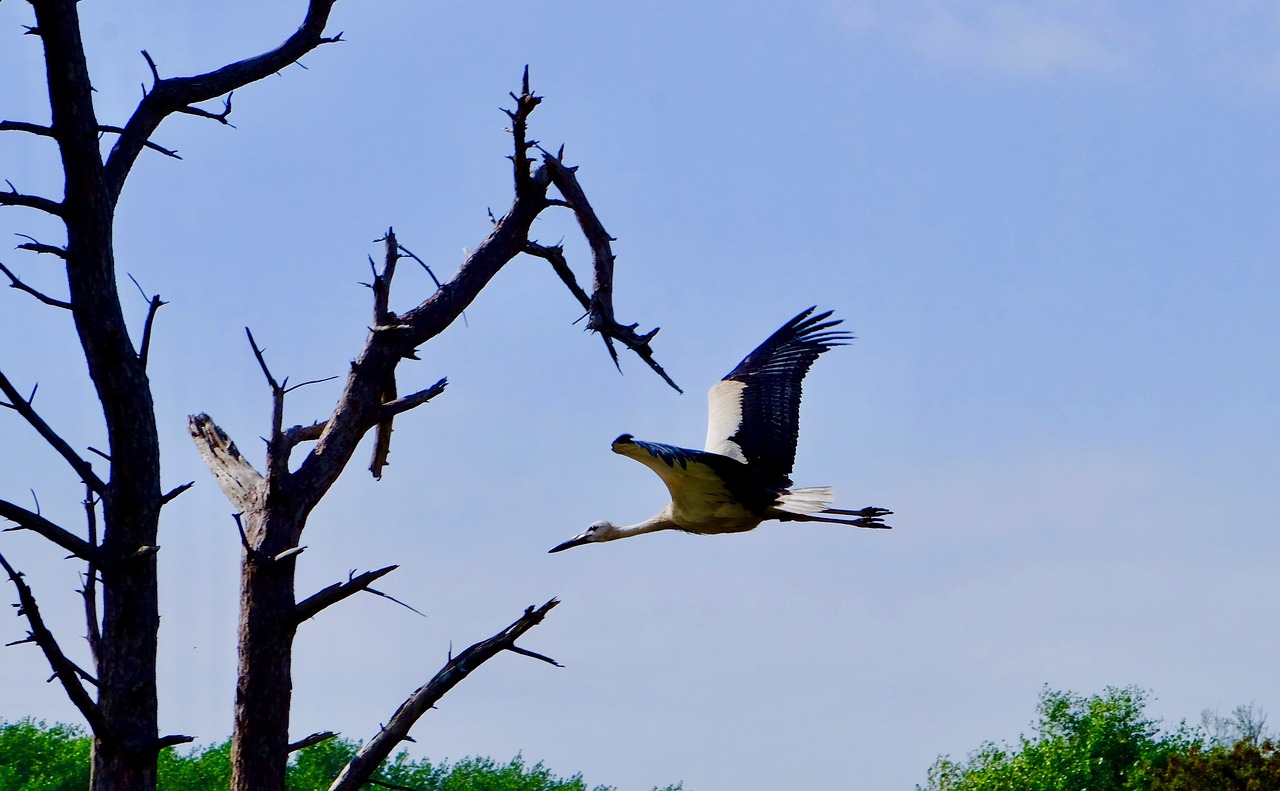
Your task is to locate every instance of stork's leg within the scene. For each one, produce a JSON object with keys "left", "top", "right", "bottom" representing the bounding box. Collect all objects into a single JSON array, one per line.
[
  {"left": 819, "top": 506, "right": 893, "bottom": 519},
  {"left": 774, "top": 508, "right": 892, "bottom": 529}
]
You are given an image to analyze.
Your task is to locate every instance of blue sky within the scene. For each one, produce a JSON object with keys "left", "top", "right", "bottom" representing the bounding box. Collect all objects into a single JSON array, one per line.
[{"left": 2, "top": 2, "right": 1279, "bottom": 789}]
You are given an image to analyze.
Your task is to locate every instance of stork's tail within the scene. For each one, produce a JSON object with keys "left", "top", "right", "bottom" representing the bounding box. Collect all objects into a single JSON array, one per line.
[
  {"left": 773, "top": 488, "right": 893, "bottom": 529},
  {"left": 774, "top": 486, "right": 836, "bottom": 515}
]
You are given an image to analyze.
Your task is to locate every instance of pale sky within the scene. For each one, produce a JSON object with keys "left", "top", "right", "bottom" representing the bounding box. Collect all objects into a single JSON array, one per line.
[{"left": 2, "top": 2, "right": 1279, "bottom": 789}]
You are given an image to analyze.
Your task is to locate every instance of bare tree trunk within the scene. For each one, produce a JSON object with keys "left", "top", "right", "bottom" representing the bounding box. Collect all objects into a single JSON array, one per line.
[
  {"left": 2, "top": 3, "right": 342, "bottom": 789},
  {"left": 32, "top": 2, "right": 162, "bottom": 786},
  {"left": 231, "top": 511, "right": 302, "bottom": 791}
]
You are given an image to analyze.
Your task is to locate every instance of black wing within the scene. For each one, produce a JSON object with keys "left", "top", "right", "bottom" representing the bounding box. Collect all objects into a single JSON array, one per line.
[{"left": 704, "top": 307, "right": 851, "bottom": 487}]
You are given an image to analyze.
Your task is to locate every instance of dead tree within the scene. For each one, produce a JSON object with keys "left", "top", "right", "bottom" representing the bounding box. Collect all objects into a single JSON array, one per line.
[
  {"left": 0, "top": 1, "right": 346, "bottom": 788},
  {"left": 188, "top": 70, "right": 678, "bottom": 790}
]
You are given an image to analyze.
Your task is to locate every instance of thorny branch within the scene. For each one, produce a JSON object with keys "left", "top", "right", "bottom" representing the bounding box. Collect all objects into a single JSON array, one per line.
[
  {"left": 0, "top": 552, "right": 110, "bottom": 738},
  {"left": 103, "top": 0, "right": 344, "bottom": 203},
  {"left": 538, "top": 150, "right": 681, "bottom": 393},
  {"left": 326, "top": 600, "right": 561, "bottom": 791}
]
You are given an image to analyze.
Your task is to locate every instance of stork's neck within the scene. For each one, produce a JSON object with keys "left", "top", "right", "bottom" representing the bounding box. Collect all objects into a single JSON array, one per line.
[{"left": 608, "top": 507, "right": 678, "bottom": 541}]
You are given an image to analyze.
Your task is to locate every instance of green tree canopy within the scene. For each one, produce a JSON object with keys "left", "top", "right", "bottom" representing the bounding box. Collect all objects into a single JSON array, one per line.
[
  {"left": 920, "top": 687, "right": 1280, "bottom": 791},
  {"left": 0, "top": 719, "right": 684, "bottom": 791}
]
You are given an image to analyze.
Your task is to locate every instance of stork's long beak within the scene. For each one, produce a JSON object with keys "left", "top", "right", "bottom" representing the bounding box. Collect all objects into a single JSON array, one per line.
[{"left": 548, "top": 532, "right": 592, "bottom": 553}]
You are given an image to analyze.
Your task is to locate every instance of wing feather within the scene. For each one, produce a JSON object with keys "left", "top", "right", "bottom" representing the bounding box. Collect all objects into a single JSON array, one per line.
[{"left": 704, "top": 307, "right": 850, "bottom": 486}]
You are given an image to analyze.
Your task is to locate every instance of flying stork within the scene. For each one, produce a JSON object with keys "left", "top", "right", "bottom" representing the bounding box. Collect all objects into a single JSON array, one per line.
[{"left": 549, "top": 307, "right": 892, "bottom": 552}]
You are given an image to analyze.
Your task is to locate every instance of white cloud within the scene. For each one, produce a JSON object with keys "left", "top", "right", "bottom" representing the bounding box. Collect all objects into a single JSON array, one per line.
[
  {"left": 834, "top": 0, "right": 1131, "bottom": 78},
  {"left": 830, "top": 0, "right": 1280, "bottom": 90}
]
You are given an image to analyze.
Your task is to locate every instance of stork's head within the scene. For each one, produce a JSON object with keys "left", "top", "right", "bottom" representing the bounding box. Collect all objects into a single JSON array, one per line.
[{"left": 548, "top": 520, "right": 619, "bottom": 553}]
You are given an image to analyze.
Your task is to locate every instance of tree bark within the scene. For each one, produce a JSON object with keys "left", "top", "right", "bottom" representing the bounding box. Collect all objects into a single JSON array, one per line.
[
  {"left": 231, "top": 507, "right": 304, "bottom": 791},
  {"left": 33, "top": 2, "right": 163, "bottom": 787}
]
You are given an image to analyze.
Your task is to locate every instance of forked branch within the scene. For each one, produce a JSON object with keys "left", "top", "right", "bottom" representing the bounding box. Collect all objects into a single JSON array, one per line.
[
  {"left": 326, "top": 600, "right": 561, "bottom": 791},
  {"left": 535, "top": 151, "right": 681, "bottom": 392},
  {"left": 103, "top": 0, "right": 343, "bottom": 201}
]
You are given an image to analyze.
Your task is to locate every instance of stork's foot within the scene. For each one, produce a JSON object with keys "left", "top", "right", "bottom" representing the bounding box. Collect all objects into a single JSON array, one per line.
[
  {"left": 852, "top": 515, "right": 892, "bottom": 529},
  {"left": 824, "top": 506, "right": 893, "bottom": 519}
]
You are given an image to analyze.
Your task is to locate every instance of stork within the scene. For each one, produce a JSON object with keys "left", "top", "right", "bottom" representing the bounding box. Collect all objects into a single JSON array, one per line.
[{"left": 549, "top": 307, "right": 892, "bottom": 552}]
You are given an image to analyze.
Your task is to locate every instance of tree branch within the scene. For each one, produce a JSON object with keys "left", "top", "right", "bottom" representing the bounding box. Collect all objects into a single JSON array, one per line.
[
  {"left": 187, "top": 414, "right": 264, "bottom": 512},
  {"left": 369, "top": 231, "right": 400, "bottom": 480},
  {"left": 283, "top": 420, "right": 327, "bottom": 449},
  {"left": 0, "top": 261, "right": 71, "bottom": 309},
  {"left": 0, "top": 370, "right": 106, "bottom": 494},
  {"left": 326, "top": 600, "right": 561, "bottom": 791},
  {"left": 81, "top": 485, "right": 102, "bottom": 666},
  {"left": 154, "top": 734, "right": 196, "bottom": 750},
  {"left": 14, "top": 233, "right": 68, "bottom": 258},
  {"left": 127, "top": 274, "right": 167, "bottom": 370},
  {"left": 379, "top": 378, "right": 447, "bottom": 420},
  {"left": 0, "top": 120, "right": 55, "bottom": 138},
  {"left": 294, "top": 565, "right": 398, "bottom": 625},
  {"left": 0, "top": 552, "right": 110, "bottom": 738},
  {"left": 524, "top": 241, "right": 591, "bottom": 312},
  {"left": 96, "top": 125, "right": 181, "bottom": 160},
  {"left": 288, "top": 731, "right": 336, "bottom": 753},
  {"left": 103, "top": 0, "right": 343, "bottom": 201},
  {"left": 8, "top": 510, "right": 95, "bottom": 567},
  {"left": 244, "top": 327, "right": 292, "bottom": 480},
  {"left": 290, "top": 79, "right": 553, "bottom": 505},
  {"left": 539, "top": 151, "right": 681, "bottom": 393},
  {"left": 0, "top": 182, "right": 63, "bottom": 217}
]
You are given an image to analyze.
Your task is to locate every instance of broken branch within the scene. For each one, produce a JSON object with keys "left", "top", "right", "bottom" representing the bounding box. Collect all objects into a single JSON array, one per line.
[{"left": 187, "top": 414, "right": 264, "bottom": 512}]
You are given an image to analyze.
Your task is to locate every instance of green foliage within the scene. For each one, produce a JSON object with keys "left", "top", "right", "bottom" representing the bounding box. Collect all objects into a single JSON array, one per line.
[
  {"left": 919, "top": 687, "right": 1280, "bottom": 791},
  {"left": 1148, "top": 738, "right": 1280, "bottom": 790},
  {"left": 0, "top": 719, "right": 90, "bottom": 791},
  {"left": 0, "top": 720, "right": 684, "bottom": 791},
  {"left": 157, "top": 739, "right": 231, "bottom": 790}
]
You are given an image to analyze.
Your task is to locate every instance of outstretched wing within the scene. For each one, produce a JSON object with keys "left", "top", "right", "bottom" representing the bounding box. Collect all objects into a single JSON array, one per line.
[
  {"left": 611, "top": 434, "right": 777, "bottom": 516},
  {"left": 704, "top": 307, "right": 851, "bottom": 487}
]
